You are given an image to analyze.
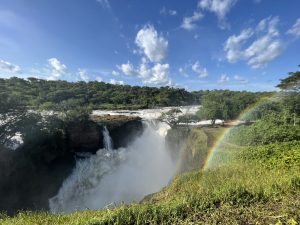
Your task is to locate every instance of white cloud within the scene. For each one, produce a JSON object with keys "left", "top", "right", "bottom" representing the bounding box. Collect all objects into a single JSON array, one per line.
[
  {"left": 0, "top": 59, "right": 21, "bottom": 73},
  {"left": 137, "top": 62, "right": 172, "bottom": 85},
  {"left": 47, "top": 58, "right": 67, "bottom": 80},
  {"left": 118, "top": 62, "right": 136, "bottom": 76},
  {"left": 135, "top": 25, "right": 168, "bottom": 63},
  {"left": 287, "top": 18, "right": 300, "bottom": 38},
  {"left": 224, "top": 17, "right": 283, "bottom": 69},
  {"left": 160, "top": 7, "right": 177, "bottom": 16},
  {"left": 112, "top": 70, "right": 120, "bottom": 76},
  {"left": 96, "top": 0, "right": 110, "bottom": 8},
  {"left": 198, "top": 0, "right": 238, "bottom": 29},
  {"left": 78, "top": 69, "right": 89, "bottom": 82},
  {"left": 110, "top": 79, "right": 124, "bottom": 85},
  {"left": 234, "top": 75, "right": 249, "bottom": 83},
  {"left": 191, "top": 61, "right": 208, "bottom": 78},
  {"left": 143, "top": 63, "right": 171, "bottom": 85},
  {"left": 181, "top": 11, "right": 203, "bottom": 31},
  {"left": 218, "top": 74, "right": 230, "bottom": 83},
  {"left": 246, "top": 39, "right": 282, "bottom": 69},
  {"left": 224, "top": 28, "right": 254, "bottom": 63},
  {"left": 118, "top": 25, "right": 171, "bottom": 86},
  {"left": 118, "top": 61, "right": 171, "bottom": 86}
]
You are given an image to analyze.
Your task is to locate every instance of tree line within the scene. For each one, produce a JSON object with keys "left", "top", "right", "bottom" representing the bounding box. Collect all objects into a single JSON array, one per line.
[
  {"left": 0, "top": 77, "right": 198, "bottom": 111},
  {"left": 0, "top": 77, "right": 267, "bottom": 113}
]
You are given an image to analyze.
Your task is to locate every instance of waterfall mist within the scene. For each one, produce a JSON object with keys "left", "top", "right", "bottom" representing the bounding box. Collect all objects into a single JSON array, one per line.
[{"left": 49, "top": 121, "right": 176, "bottom": 213}]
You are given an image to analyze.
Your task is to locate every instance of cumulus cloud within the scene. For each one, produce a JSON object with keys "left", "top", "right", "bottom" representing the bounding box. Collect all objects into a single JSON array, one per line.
[
  {"left": 0, "top": 59, "right": 21, "bottom": 73},
  {"left": 78, "top": 69, "right": 90, "bottom": 82},
  {"left": 118, "top": 61, "right": 171, "bottom": 86},
  {"left": 287, "top": 18, "right": 300, "bottom": 38},
  {"left": 224, "top": 17, "right": 283, "bottom": 69},
  {"left": 110, "top": 79, "right": 124, "bottom": 85},
  {"left": 218, "top": 74, "right": 230, "bottom": 83},
  {"left": 118, "top": 25, "right": 171, "bottom": 86},
  {"left": 47, "top": 58, "right": 67, "bottom": 80},
  {"left": 118, "top": 62, "right": 136, "bottom": 76},
  {"left": 135, "top": 25, "right": 168, "bottom": 63},
  {"left": 198, "top": 0, "right": 238, "bottom": 29},
  {"left": 143, "top": 63, "right": 171, "bottom": 85},
  {"left": 181, "top": 11, "right": 203, "bottom": 31},
  {"left": 191, "top": 61, "right": 208, "bottom": 78},
  {"left": 234, "top": 75, "right": 249, "bottom": 83}
]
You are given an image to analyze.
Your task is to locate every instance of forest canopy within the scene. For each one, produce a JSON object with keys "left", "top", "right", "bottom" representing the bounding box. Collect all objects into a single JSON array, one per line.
[{"left": 0, "top": 77, "right": 267, "bottom": 111}]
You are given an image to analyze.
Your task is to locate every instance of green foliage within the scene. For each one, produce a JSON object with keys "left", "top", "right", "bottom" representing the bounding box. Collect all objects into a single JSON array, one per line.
[
  {"left": 229, "top": 111, "right": 300, "bottom": 146},
  {"left": 177, "top": 114, "right": 200, "bottom": 124},
  {"left": 0, "top": 77, "right": 196, "bottom": 110},
  {"left": 238, "top": 141, "right": 300, "bottom": 169},
  {"left": 196, "top": 90, "right": 261, "bottom": 123},
  {"left": 159, "top": 108, "right": 182, "bottom": 126},
  {"left": 277, "top": 66, "right": 300, "bottom": 91}
]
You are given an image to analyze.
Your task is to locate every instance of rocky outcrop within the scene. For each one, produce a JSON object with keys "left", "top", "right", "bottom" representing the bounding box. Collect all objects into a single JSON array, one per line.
[
  {"left": 166, "top": 127, "right": 209, "bottom": 173},
  {"left": 67, "top": 120, "right": 102, "bottom": 154},
  {"left": 165, "top": 127, "right": 191, "bottom": 162},
  {"left": 91, "top": 115, "right": 143, "bottom": 149}
]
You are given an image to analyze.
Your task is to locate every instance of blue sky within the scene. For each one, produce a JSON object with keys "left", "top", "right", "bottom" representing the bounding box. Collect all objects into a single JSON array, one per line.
[{"left": 0, "top": 0, "right": 300, "bottom": 91}]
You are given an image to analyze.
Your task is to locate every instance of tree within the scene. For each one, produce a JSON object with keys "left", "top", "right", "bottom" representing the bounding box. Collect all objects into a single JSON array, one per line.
[
  {"left": 0, "top": 94, "right": 27, "bottom": 147},
  {"left": 277, "top": 67, "right": 300, "bottom": 91},
  {"left": 159, "top": 108, "right": 182, "bottom": 127},
  {"left": 277, "top": 66, "right": 300, "bottom": 126}
]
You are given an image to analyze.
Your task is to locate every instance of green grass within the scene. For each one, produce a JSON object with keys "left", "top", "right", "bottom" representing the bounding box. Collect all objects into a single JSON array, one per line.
[{"left": 1, "top": 128, "right": 300, "bottom": 225}]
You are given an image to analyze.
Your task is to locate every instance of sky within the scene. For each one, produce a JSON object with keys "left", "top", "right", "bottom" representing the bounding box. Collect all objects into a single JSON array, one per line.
[{"left": 0, "top": 0, "right": 300, "bottom": 91}]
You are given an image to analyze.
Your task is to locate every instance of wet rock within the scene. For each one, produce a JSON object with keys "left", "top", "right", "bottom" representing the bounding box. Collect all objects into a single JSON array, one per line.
[{"left": 66, "top": 120, "right": 102, "bottom": 154}]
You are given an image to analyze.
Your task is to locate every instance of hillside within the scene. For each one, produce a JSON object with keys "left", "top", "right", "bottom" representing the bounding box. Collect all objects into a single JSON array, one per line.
[{"left": 1, "top": 125, "right": 299, "bottom": 224}]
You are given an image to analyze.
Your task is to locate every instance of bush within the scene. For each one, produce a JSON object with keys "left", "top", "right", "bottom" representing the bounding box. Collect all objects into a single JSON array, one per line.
[{"left": 229, "top": 112, "right": 300, "bottom": 146}]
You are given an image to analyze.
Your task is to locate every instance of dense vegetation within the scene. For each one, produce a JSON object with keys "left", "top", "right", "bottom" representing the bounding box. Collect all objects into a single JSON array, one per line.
[
  {"left": 0, "top": 77, "right": 267, "bottom": 112},
  {"left": 1, "top": 68, "right": 300, "bottom": 224},
  {"left": 0, "top": 77, "right": 197, "bottom": 110},
  {"left": 196, "top": 90, "right": 268, "bottom": 123}
]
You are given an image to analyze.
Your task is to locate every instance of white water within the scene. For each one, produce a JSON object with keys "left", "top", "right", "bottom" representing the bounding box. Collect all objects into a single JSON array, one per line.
[
  {"left": 103, "top": 126, "right": 113, "bottom": 150},
  {"left": 49, "top": 121, "right": 175, "bottom": 213},
  {"left": 92, "top": 105, "right": 200, "bottom": 120}
]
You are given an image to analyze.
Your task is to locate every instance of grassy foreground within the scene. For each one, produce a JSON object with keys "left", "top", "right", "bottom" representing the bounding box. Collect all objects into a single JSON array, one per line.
[{"left": 1, "top": 128, "right": 300, "bottom": 225}]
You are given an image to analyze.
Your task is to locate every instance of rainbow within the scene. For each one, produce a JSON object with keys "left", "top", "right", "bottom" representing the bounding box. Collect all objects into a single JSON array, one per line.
[{"left": 202, "top": 93, "right": 279, "bottom": 170}]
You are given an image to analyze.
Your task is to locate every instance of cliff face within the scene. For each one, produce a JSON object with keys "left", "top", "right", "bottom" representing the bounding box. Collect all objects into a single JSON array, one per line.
[
  {"left": 165, "top": 127, "right": 210, "bottom": 174},
  {"left": 90, "top": 114, "right": 143, "bottom": 150},
  {"left": 165, "top": 127, "right": 191, "bottom": 163},
  {"left": 0, "top": 116, "right": 144, "bottom": 215},
  {"left": 67, "top": 120, "right": 102, "bottom": 153}
]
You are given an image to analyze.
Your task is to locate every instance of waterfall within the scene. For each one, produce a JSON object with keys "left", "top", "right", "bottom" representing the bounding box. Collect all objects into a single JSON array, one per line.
[
  {"left": 103, "top": 126, "right": 113, "bottom": 150},
  {"left": 49, "top": 121, "right": 175, "bottom": 213}
]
